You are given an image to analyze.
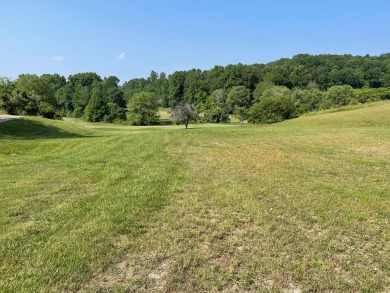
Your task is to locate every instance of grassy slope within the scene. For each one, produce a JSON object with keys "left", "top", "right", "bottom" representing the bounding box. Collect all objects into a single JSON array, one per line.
[
  {"left": 0, "top": 118, "right": 187, "bottom": 291},
  {"left": 1, "top": 102, "right": 389, "bottom": 292}
]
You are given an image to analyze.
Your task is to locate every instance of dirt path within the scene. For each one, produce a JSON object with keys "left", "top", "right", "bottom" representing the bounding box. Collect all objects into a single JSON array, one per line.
[{"left": 0, "top": 114, "right": 21, "bottom": 123}]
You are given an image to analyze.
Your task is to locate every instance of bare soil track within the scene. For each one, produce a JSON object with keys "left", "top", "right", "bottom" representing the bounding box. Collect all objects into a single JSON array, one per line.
[{"left": 0, "top": 114, "right": 21, "bottom": 122}]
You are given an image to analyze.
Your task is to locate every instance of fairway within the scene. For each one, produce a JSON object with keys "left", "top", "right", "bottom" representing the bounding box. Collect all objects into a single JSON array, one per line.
[{"left": 1, "top": 102, "right": 389, "bottom": 292}]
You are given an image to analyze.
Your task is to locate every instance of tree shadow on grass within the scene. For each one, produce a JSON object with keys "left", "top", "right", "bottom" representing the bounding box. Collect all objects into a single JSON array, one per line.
[{"left": 0, "top": 118, "right": 91, "bottom": 140}]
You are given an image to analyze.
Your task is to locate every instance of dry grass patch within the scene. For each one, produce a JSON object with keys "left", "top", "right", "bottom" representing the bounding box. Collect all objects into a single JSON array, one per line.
[{"left": 85, "top": 118, "right": 389, "bottom": 291}]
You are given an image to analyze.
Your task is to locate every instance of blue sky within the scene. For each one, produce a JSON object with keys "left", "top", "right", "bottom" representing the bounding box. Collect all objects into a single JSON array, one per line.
[{"left": 1, "top": 0, "right": 389, "bottom": 83}]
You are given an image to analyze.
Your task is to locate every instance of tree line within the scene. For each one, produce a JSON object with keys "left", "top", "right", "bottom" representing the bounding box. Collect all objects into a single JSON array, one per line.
[{"left": 1, "top": 53, "right": 390, "bottom": 125}]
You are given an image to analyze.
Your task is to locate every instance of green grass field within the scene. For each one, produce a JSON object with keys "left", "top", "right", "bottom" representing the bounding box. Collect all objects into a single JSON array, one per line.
[{"left": 1, "top": 102, "right": 389, "bottom": 292}]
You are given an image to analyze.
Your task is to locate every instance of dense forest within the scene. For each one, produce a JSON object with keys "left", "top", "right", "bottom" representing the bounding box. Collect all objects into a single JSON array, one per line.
[{"left": 1, "top": 53, "right": 390, "bottom": 124}]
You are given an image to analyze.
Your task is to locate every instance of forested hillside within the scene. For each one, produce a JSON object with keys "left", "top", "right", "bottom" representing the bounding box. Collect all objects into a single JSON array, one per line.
[{"left": 1, "top": 53, "right": 390, "bottom": 124}]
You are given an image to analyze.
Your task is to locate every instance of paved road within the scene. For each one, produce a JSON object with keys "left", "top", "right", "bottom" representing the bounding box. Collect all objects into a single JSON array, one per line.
[{"left": 0, "top": 114, "right": 21, "bottom": 123}]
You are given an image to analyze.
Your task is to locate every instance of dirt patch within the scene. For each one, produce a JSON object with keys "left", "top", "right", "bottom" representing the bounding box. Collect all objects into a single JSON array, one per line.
[
  {"left": 4, "top": 152, "right": 20, "bottom": 157},
  {"left": 80, "top": 251, "right": 173, "bottom": 292},
  {"left": 354, "top": 146, "right": 390, "bottom": 158},
  {"left": 0, "top": 115, "right": 21, "bottom": 123}
]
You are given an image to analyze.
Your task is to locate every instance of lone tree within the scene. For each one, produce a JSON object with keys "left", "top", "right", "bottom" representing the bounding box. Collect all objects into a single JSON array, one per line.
[
  {"left": 127, "top": 92, "right": 159, "bottom": 125},
  {"left": 233, "top": 106, "right": 248, "bottom": 127},
  {"left": 170, "top": 102, "right": 198, "bottom": 129}
]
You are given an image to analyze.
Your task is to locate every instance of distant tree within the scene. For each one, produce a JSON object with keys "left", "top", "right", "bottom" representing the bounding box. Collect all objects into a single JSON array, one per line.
[
  {"left": 170, "top": 102, "right": 199, "bottom": 129},
  {"left": 36, "top": 98, "right": 57, "bottom": 119},
  {"left": 0, "top": 77, "right": 14, "bottom": 110},
  {"left": 84, "top": 87, "right": 107, "bottom": 122},
  {"left": 67, "top": 72, "right": 102, "bottom": 115},
  {"left": 252, "top": 80, "right": 274, "bottom": 103},
  {"left": 233, "top": 106, "right": 248, "bottom": 126},
  {"left": 381, "top": 74, "right": 390, "bottom": 87},
  {"left": 261, "top": 86, "right": 292, "bottom": 101},
  {"left": 328, "top": 68, "right": 365, "bottom": 88},
  {"left": 224, "top": 64, "right": 246, "bottom": 89},
  {"left": 123, "top": 78, "right": 147, "bottom": 102},
  {"left": 290, "top": 65, "right": 311, "bottom": 88},
  {"left": 146, "top": 70, "right": 159, "bottom": 92},
  {"left": 266, "top": 66, "right": 292, "bottom": 88},
  {"left": 103, "top": 76, "right": 126, "bottom": 107},
  {"left": 183, "top": 69, "right": 205, "bottom": 104},
  {"left": 127, "top": 92, "right": 159, "bottom": 125},
  {"left": 3, "top": 91, "right": 30, "bottom": 115},
  {"left": 364, "top": 67, "right": 383, "bottom": 88},
  {"left": 104, "top": 102, "right": 126, "bottom": 123},
  {"left": 194, "top": 90, "right": 209, "bottom": 111},
  {"left": 312, "top": 66, "right": 330, "bottom": 89},
  {"left": 56, "top": 83, "right": 74, "bottom": 115},
  {"left": 72, "top": 84, "right": 91, "bottom": 116},
  {"left": 206, "top": 65, "right": 226, "bottom": 92},
  {"left": 227, "top": 86, "right": 251, "bottom": 112},
  {"left": 157, "top": 72, "right": 170, "bottom": 106},
  {"left": 40, "top": 73, "right": 66, "bottom": 92},
  {"left": 168, "top": 71, "right": 187, "bottom": 106},
  {"left": 14, "top": 74, "right": 56, "bottom": 106},
  {"left": 68, "top": 72, "right": 102, "bottom": 88},
  {"left": 3, "top": 75, "right": 60, "bottom": 118},
  {"left": 203, "top": 89, "right": 230, "bottom": 123}
]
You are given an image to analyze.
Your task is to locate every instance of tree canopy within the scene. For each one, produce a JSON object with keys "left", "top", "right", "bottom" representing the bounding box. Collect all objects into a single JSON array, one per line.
[{"left": 1, "top": 53, "right": 390, "bottom": 124}]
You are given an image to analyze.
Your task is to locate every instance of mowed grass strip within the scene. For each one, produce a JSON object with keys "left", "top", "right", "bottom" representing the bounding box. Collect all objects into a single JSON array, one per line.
[
  {"left": 1, "top": 102, "right": 390, "bottom": 292},
  {"left": 0, "top": 118, "right": 187, "bottom": 292}
]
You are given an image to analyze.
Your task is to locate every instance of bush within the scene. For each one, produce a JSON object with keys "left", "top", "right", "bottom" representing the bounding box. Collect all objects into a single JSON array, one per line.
[
  {"left": 354, "top": 87, "right": 390, "bottom": 103},
  {"left": 38, "top": 101, "right": 57, "bottom": 119},
  {"left": 249, "top": 95, "right": 297, "bottom": 124},
  {"left": 321, "top": 85, "right": 356, "bottom": 109},
  {"left": 291, "top": 89, "right": 324, "bottom": 115},
  {"left": 248, "top": 86, "right": 297, "bottom": 124}
]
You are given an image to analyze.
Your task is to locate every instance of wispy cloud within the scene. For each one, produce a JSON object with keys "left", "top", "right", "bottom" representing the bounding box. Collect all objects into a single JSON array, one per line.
[
  {"left": 52, "top": 56, "right": 64, "bottom": 62},
  {"left": 116, "top": 51, "right": 125, "bottom": 60}
]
